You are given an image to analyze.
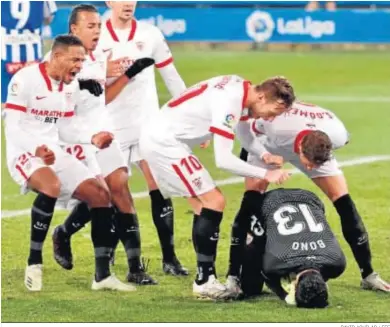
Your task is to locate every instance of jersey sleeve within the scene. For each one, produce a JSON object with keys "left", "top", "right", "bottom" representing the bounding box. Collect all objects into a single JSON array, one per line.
[
  {"left": 236, "top": 120, "right": 270, "bottom": 157},
  {"left": 152, "top": 28, "right": 174, "bottom": 69},
  {"left": 209, "top": 94, "right": 241, "bottom": 140},
  {"left": 5, "top": 72, "right": 29, "bottom": 111},
  {"left": 43, "top": 1, "right": 57, "bottom": 18},
  {"left": 4, "top": 73, "right": 54, "bottom": 153}
]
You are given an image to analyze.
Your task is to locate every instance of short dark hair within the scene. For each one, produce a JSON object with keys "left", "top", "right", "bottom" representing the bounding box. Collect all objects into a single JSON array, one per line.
[
  {"left": 68, "top": 4, "right": 99, "bottom": 33},
  {"left": 295, "top": 270, "right": 328, "bottom": 308},
  {"left": 256, "top": 76, "right": 296, "bottom": 108},
  {"left": 52, "top": 34, "right": 84, "bottom": 52},
  {"left": 301, "top": 130, "right": 332, "bottom": 165}
]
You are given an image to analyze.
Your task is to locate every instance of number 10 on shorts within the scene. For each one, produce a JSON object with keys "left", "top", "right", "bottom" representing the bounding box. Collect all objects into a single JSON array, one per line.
[{"left": 172, "top": 155, "right": 212, "bottom": 197}]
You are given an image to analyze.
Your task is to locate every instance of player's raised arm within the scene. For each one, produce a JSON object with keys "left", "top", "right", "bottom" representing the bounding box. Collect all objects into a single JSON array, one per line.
[
  {"left": 153, "top": 28, "right": 186, "bottom": 97},
  {"left": 105, "top": 57, "right": 155, "bottom": 105}
]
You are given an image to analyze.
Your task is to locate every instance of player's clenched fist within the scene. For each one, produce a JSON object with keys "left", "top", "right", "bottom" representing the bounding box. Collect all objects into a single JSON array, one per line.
[
  {"left": 91, "top": 132, "right": 114, "bottom": 149},
  {"left": 35, "top": 145, "right": 55, "bottom": 165},
  {"left": 262, "top": 153, "right": 284, "bottom": 168},
  {"left": 264, "top": 169, "right": 290, "bottom": 185}
]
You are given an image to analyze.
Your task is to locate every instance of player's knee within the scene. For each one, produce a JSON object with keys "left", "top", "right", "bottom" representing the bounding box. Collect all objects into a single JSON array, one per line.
[
  {"left": 29, "top": 167, "right": 61, "bottom": 198},
  {"left": 41, "top": 178, "right": 61, "bottom": 198},
  {"left": 203, "top": 191, "right": 226, "bottom": 211},
  {"left": 106, "top": 168, "right": 128, "bottom": 196},
  {"left": 93, "top": 185, "right": 111, "bottom": 207},
  {"left": 83, "top": 180, "right": 111, "bottom": 207}
]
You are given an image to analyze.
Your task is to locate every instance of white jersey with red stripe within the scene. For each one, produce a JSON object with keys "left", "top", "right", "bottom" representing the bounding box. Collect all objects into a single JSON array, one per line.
[
  {"left": 44, "top": 49, "right": 108, "bottom": 134},
  {"left": 251, "top": 101, "right": 349, "bottom": 160},
  {"left": 3, "top": 63, "right": 93, "bottom": 168},
  {"left": 144, "top": 75, "right": 249, "bottom": 148},
  {"left": 98, "top": 19, "right": 174, "bottom": 145}
]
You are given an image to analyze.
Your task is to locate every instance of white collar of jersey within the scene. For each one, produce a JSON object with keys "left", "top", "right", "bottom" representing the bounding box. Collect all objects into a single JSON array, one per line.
[{"left": 105, "top": 18, "right": 137, "bottom": 42}]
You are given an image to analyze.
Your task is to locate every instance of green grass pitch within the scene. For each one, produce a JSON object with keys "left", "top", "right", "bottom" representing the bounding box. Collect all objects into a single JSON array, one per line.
[{"left": 1, "top": 50, "right": 390, "bottom": 322}]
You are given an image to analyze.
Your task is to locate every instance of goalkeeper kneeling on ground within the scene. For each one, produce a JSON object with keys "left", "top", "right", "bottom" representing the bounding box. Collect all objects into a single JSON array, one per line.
[{"left": 233, "top": 188, "right": 347, "bottom": 308}]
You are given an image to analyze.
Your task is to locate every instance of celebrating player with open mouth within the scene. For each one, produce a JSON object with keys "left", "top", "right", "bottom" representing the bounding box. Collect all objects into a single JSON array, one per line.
[
  {"left": 50, "top": 4, "right": 157, "bottom": 288},
  {"left": 4, "top": 35, "right": 129, "bottom": 292}
]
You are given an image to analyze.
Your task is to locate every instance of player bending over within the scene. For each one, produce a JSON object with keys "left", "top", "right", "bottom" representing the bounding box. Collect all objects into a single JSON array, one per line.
[
  {"left": 139, "top": 75, "right": 295, "bottom": 300},
  {"left": 226, "top": 101, "right": 390, "bottom": 293},
  {"left": 238, "top": 188, "right": 346, "bottom": 308}
]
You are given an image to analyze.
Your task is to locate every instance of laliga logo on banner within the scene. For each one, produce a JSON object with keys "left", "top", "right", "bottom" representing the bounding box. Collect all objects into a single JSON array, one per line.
[
  {"left": 246, "top": 10, "right": 336, "bottom": 41},
  {"left": 246, "top": 11, "right": 275, "bottom": 42}
]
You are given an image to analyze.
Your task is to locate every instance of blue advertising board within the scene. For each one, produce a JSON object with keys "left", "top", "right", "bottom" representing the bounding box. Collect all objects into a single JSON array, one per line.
[{"left": 49, "top": 7, "right": 390, "bottom": 43}]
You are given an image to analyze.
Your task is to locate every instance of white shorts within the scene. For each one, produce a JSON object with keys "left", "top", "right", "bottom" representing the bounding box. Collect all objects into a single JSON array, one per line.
[
  {"left": 62, "top": 143, "right": 101, "bottom": 176},
  {"left": 248, "top": 137, "right": 343, "bottom": 179},
  {"left": 139, "top": 133, "right": 216, "bottom": 198},
  {"left": 63, "top": 140, "right": 127, "bottom": 178},
  {"left": 120, "top": 142, "right": 143, "bottom": 176},
  {"left": 8, "top": 149, "right": 95, "bottom": 205},
  {"left": 95, "top": 140, "right": 127, "bottom": 177}
]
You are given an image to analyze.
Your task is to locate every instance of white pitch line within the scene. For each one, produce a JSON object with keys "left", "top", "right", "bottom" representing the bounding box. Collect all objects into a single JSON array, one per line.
[{"left": 2, "top": 155, "right": 389, "bottom": 220}]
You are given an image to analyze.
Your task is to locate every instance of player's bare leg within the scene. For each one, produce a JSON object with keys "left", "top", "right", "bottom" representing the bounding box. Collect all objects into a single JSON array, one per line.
[
  {"left": 226, "top": 176, "right": 269, "bottom": 297},
  {"left": 312, "top": 175, "right": 390, "bottom": 293},
  {"left": 24, "top": 167, "right": 61, "bottom": 291},
  {"left": 105, "top": 167, "right": 157, "bottom": 285},
  {"left": 73, "top": 177, "right": 135, "bottom": 291},
  {"left": 138, "top": 159, "right": 188, "bottom": 276},
  {"left": 191, "top": 188, "right": 233, "bottom": 300}
]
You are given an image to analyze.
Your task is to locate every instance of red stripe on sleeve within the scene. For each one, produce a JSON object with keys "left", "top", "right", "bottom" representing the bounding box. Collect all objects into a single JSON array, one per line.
[
  {"left": 209, "top": 127, "right": 235, "bottom": 140},
  {"left": 5, "top": 103, "right": 27, "bottom": 112},
  {"left": 155, "top": 57, "right": 173, "bottom": 69}
]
